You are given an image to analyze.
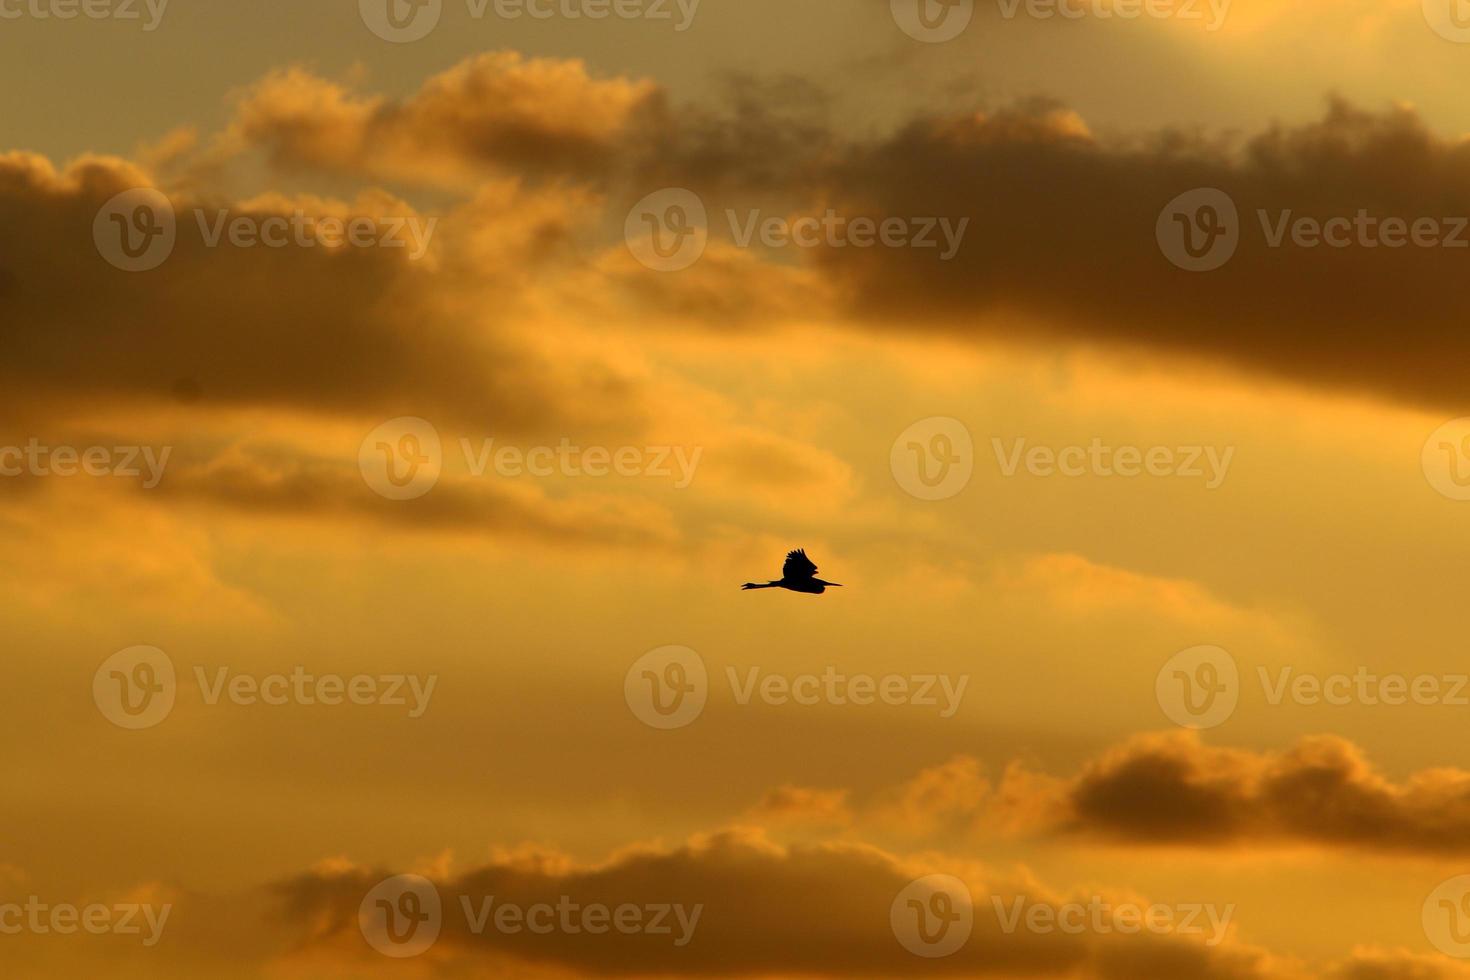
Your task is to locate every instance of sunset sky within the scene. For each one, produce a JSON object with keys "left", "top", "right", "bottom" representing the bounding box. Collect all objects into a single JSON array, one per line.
[{"left": 8, "top": 0, "right": 1470, "bottom": 976}]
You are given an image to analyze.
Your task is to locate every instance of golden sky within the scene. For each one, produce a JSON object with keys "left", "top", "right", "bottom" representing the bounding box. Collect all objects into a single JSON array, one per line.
[{"left": 7, "top": 0, "right": 1470, "bottom": 977}]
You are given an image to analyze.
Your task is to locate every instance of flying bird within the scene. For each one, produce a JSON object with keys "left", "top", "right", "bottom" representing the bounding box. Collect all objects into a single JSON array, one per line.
[{"left": 742, "top": 549, "right": 843, "bottom": 594}]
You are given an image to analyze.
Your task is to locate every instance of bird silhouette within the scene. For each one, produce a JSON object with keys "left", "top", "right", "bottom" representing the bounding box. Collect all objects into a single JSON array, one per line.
[{"left": 742, "top": 549, "right": 843, "bottom": 594}]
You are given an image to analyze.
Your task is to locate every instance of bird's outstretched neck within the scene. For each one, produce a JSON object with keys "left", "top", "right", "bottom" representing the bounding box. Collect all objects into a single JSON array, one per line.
[{"left": 742, "top": 582, "right": 779, "bottom": 590}]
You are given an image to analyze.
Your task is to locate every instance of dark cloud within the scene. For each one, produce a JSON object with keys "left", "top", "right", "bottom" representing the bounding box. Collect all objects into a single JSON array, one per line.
[
  {"left": 870, "top": 731, "right": 1470, "bottom": 856},
  {"left": 1060, "top": 732, "right": 1470, "bottom": 854},
  {"left": 136, "top": 49, "right": 1470, "bottom": 411},
  {"left": 0, "top": 152, "right": 642, "bottom": 433},
  {"left": 808, "top": 98, "right": 1470, "bottom": 413},
  {"left": 274, "top": 827, "right": 1280, "bottom": 978},
  {"left": 232, "top": 53, "right": 666, "bottom": 188}
]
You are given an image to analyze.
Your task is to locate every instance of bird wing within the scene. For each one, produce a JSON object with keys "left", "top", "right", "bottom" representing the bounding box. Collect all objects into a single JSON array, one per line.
[{"left": 783, "top": 549, "right": 818, "bottom": 580}]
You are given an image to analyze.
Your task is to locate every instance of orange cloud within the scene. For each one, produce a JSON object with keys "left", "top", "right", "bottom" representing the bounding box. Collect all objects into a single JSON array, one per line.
[
  {"left": 826, "top": 731, "right": 1470, "bottom": 857},
  {"left": 232, "top": 53, "right": 662, "bottom": 188}
]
